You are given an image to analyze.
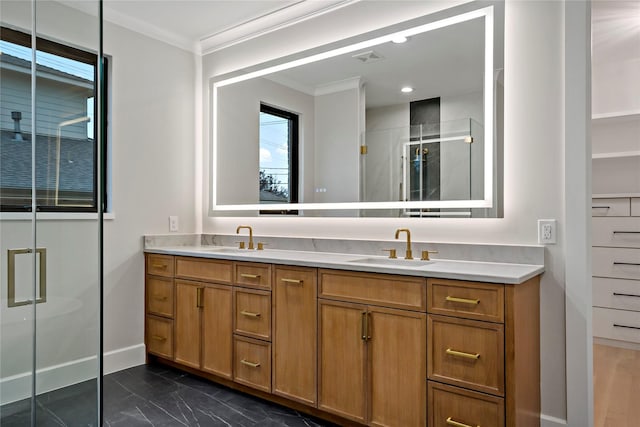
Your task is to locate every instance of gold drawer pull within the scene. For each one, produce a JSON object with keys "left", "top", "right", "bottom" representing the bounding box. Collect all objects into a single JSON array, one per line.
[
  {"left": 240, "top": 310, "right": 261, "bottom": 318},
  {"left": 446, "top": 417, "right": 478, "bottom": 427},
  {"left": 240, "top": 359, "right": 261, "bottom": 368},
  {"left": 446, "top": 348, "right": 480, "bottom": 360},
  {"left": 152, "top": 295, "right": 168, "bottom": 301},
  {"left": 446, "top": 296, "right": 480, "bottom": 305},
  {"left": 151, "top": 335, "right": 167, "bottom": 342},
  {"left": 151, "top": 262, "right": 167, "bottom": 269},
  {"left": 281, "top": 278, "right": 303, "bottom": 284},
  {"left": 240, "top": 273, "right": 260, "bottom": 279}
]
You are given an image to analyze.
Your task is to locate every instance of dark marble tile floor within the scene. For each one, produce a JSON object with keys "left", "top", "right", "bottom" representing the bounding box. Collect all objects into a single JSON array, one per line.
[{"left": 0, "top": 363, "right": 335, "bottom": 426}]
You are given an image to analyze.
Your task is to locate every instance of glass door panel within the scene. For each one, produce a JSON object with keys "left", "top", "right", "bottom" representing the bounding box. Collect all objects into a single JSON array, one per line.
[{"left": 0, "top": 0, "right": 103, "bottom": 424}]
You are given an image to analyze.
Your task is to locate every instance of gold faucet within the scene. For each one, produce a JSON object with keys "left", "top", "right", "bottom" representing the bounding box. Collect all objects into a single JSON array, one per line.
[
  {"left": 395, "top": 228, "right": 413, "bottom": 259},
  {"left": 236, "top": 225, "right": 254, "bottom": 250}
]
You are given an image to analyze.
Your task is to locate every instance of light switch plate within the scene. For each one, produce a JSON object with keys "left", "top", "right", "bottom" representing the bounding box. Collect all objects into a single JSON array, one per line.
[{"left": 169, "top": 216, "right": 179, "bottom": 232}]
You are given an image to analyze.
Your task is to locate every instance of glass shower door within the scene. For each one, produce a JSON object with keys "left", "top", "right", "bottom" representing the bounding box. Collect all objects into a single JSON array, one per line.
[{"left": 0, "top": 0, "right": 104, "bottom": 424}]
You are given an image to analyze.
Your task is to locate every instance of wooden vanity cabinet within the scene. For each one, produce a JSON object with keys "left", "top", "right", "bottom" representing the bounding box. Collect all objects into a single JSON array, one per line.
[
  {"left": 273, "top": 266, "right": 318, "bottom": 406},
  {"left": 145, "top": 254, "right": 175, "bottom": 359},
  {"left": 318, "top": 269, "right": 427, "bottom": 427},
  {"left": 173, "top": 257, "right": 234, "bottom": 379},
  {"left": 145, "top": 253, "right": 540, "bottom": 427},
  {"left": 426, "top": 277, "right": 540, "bottom": 427}
]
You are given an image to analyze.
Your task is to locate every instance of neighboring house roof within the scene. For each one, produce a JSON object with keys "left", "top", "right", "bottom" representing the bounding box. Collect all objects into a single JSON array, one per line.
[
  {"left": 0, "top": 130, "right": 94, "bottom": 192},
  {"left": 0, "top": 53, "right": 93, "bottom": 86}
]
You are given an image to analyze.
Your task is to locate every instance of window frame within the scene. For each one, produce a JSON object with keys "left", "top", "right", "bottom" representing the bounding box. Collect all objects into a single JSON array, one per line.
[
  {"left": 0, "top": 26, "right": 107, "bottom": 213},
  {"left": 258, "top": 103, "right": 299, "bottom": 215}
]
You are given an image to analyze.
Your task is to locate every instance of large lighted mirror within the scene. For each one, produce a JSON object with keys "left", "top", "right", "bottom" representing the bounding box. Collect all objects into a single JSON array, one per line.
[{"left": 212, "top": 1, "right": 503, "bottom": 217}]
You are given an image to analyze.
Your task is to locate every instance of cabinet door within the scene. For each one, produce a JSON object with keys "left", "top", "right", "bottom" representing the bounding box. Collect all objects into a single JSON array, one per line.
[
  {"left": 368, "top": 306, "right": 427, "bottom": 427},
  {"left": 273, "top": 266, "right": 317, "bottom": 406},
  {"left": 318, "top": 300, "right": 367, "bottom": 423},
  {"left": 174, "top": 280, "right": 202, "bottom": 369},
  {"left": 202, "top": 284, "right": 233, "bottom": 379}
]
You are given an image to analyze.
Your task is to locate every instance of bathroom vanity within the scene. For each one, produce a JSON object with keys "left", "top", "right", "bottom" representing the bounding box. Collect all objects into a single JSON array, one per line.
[{"left": 144, "top": 243, "right": 542, "bottom": 427}]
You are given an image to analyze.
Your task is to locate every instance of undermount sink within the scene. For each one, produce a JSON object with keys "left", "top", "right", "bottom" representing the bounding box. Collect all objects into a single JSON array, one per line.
[
  {"left": 200, "top": 247, "right": 257, "bottom": 254},
  {"left": 347, "top": 257, "right": 433, "bottom": 267}
]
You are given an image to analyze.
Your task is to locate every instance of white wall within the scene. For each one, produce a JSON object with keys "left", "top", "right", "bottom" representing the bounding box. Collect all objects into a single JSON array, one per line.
[
  {"left": 314, "top": 88, "right": 360, "bottom": 204},
  {"left": 201, "top": 1, "right": 568, "bottom": 423},
  {"left": 0, "top": 0, "right": 196, "bottom": 399}
]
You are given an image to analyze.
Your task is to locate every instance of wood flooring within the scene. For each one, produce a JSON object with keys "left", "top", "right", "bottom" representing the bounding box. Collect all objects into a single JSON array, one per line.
[{"left": 594, "top": 343, "right": 640, "bottom": 427}]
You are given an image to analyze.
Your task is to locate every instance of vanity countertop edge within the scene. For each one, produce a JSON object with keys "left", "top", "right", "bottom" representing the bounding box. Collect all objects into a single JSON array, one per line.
[{"left": 144, "top": 245, "right": 544, "bottom": 285}]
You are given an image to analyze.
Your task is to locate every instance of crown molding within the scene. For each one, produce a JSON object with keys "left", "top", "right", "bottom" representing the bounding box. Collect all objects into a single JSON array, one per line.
[
  {"left": 200, "top": 0, "right": 361, "bottom": 56},
  {"left": 103, "top": 6, "right": 197, "bottom": 53},
  {"left": 54, "top": 0, "right": 197, "bottom": 53}
]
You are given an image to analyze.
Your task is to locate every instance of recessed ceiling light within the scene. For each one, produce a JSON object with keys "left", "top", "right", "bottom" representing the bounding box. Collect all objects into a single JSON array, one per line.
[
  {"left": 401, "top": 86, "right": 413, "bottom": 93},
  {"left": 391, "top": 36, "right": 408, "bottom": 44}
]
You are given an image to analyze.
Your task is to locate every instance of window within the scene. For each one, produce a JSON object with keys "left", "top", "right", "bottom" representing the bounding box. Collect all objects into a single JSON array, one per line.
[
  {"left": 259, "top": 104, "right": 298, "bottom": 213},
  {"left": 0, "top": 27, "right": 107, "bottom": 212}
]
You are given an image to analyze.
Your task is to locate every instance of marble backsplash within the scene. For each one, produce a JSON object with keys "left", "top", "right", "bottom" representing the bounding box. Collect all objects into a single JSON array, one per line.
[{"left": 145, "top": 234, "right": 544, "bottom": 266}]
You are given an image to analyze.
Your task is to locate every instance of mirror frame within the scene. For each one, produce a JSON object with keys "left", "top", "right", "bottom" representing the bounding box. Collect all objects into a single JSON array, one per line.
[{"left": 210, "top": 2, "right": 502, "bottom": 214}]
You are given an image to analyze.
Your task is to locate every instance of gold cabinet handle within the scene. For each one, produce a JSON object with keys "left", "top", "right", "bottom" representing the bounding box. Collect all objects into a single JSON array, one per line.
[
  {"left": 446, "top": 348, "right": 480, "bottom": 360},
  {"left": 281, "top": 278, "right": 303, "bottom": 284},
  {"left": 152, "top": 295, "right": 168, "bottom": 301},
  {"left": 152, "top": 262, "right": 167, "bottom": 269},
  {"left": 240, "top": 273, "right": 260, "bottom": 279},
  {"left": 445, "top": 296, "right": 480, "bottom": 305},
  {"left": 446, "top": 417, "right": 478, "bottom": 427},
  {"left": 361, "top": 311, "right": 368, "bottom": 341},
  {"left": 240, "top": 359, "right": 260, "bottom": 368},
  {"left": 196, "top": 287, "right": 204, "bottom": 308},
  {"left": 151, "top": 335, "right": 167, "bottom": 342},
  {"left": 240, "top": 310, "right": 261, "bottom": 318}
]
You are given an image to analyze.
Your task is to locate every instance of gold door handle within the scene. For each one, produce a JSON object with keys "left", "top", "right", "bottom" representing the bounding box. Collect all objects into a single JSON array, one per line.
[
  {"left": 196, "top": 287, "right": 204, "bottom": 308},
  {"left": 446, "top": 417, "right": 478, "bottom": 427},
  {"left": 240, "top": 273, "right": 260, "bottom": 279},
  {"left": 240, "top": 310, "right": 261, "bottom": 318},
  {"left": 361, "top": 311, "right": 368, "bottom": 341},
  {"left": 446, "top": 348, "right": 480, "bottom": 360},
  {"left": 151, "top": 262, "right": 167, "bottom": 269},
  {"left": 445, "top": 296, "right": 480, "bottom": 305},
  {"left": 152, "top": 295, "right": 168, "bottom": 301},
  {"left": 151, "top": 335, "right": 167, "bottom": 342},
  {"left": 281, "top": 278, "right": 303, "bottom": 284},
  {"left": 240, "top": 359, "right": 260, "bottom": 368}
]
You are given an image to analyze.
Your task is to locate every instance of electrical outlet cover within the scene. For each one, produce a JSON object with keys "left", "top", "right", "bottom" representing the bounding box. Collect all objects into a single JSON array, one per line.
[{"left": 537, "top": 219, "right": 556, "bottom": 244}]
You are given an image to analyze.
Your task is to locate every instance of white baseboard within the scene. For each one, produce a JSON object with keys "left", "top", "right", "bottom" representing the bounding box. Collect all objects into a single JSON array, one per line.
[
  {"left": 542, "top": 413, "right": 568, "bottom": 427},
  {"left": 0, "top": 344, "right": 146, "bottom": 406},
  {"left": 104, "top": 343, "right": 146, "bottom": 375}
]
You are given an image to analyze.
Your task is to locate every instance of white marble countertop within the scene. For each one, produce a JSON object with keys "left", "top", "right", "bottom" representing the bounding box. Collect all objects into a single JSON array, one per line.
[{"left": 145, "top": 245, "right": 544, "bottom": 284}]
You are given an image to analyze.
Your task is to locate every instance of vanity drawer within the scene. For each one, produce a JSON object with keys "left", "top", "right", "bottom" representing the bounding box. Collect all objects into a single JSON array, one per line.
[
  {"left": 427, "top": 279, "right": 504, "bottom": 323},
  {"left": 234, "top": 287, "right": 271, "bottom": 340},
  {"left": 592, "top": 217, "right": 640, "bottom": 248},
  {"left": 592, "top": 198, "right": 631, "bottom": 217},
  {"left": 318, "top": 269, "right": 426, "bottom": 312},
  {"left": 146, "top": 316, "right": 173, "bottom": 359},
  {"left": 632, "top": 198, "right": 640, "bottom": 216},
  {"left": 593, "top": 277, "right": 640, "bottom": 312},
  {"left": 234, "top": 336, "right": 271, "bottom": 393},
  {"left": 592, "top": 247, "right": 640, "bottom": 280},
  {"left": 428, "top": 381, "right": 504, "bottom": 427},
  {"left": 146, "top": 276, "right": 174, "bottom": 318},
  {"left": 146, "top": 254, "right": 174, "bottom": 277},
  {"left": 593, "top": 307, "right": 640, "bottom": 344},
  {"left": 235, "top": 262, "right": 272, "bottom": 290},
  {"left": 428, "top": 315, "right": 505, "bottom": 396},
  {"left": 275, "top": 265, "right": 317, "bottom": 292},
  {"left": 175, "top": 256, "right": 232, "bottom": 284}
]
